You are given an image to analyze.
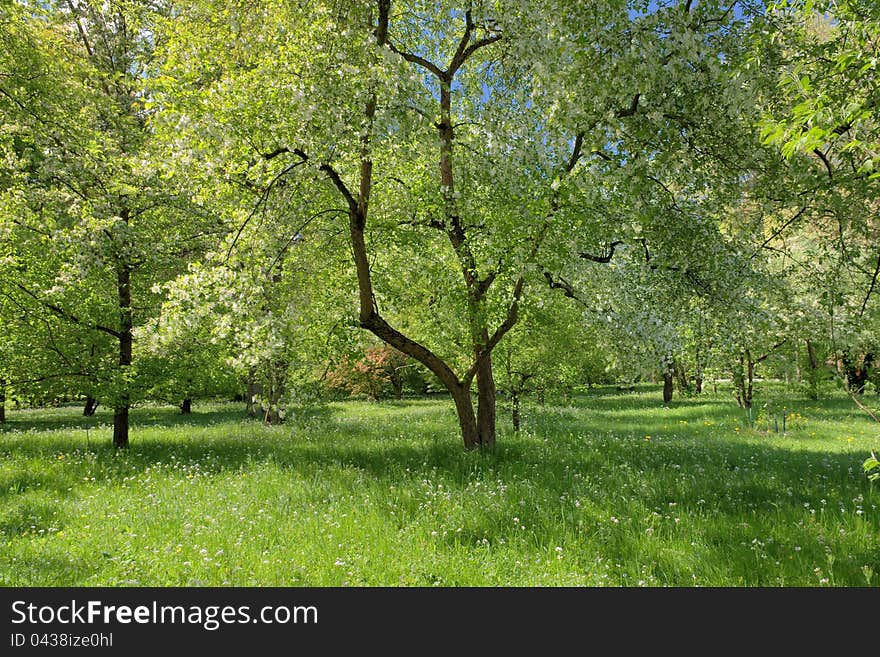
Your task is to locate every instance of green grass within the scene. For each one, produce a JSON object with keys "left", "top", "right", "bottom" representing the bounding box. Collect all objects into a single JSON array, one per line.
[{"left": 1, "top": 386, "right": 879, "bottom": 586}]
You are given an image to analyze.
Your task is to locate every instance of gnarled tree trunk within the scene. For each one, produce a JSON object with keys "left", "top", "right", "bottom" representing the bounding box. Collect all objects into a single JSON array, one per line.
[{"left": 323, "top": 3, "right": 509, "bottom": 449}]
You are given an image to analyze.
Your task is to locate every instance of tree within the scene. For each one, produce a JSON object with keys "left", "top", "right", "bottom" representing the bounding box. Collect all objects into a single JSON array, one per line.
[
  {"left": 761, "top": 0, "right": 879, "bottom": 179},
  {"left": 0, "top": 1, "right": 218, "bottom": 446},
  {"left": 155, "top": 0, "right": 767, "bottom": 448},
  {"left": 325, "top": 345, "right": 415, "bottom": 401},
  {"left": 496, "top": 294, "right": 611, "bottom": 431},
  {"left": 757, "top": 0, "right": 880, "bottom": 397},
  {"left": 152, "top": 214, "right": 343, "bottom": 424}
]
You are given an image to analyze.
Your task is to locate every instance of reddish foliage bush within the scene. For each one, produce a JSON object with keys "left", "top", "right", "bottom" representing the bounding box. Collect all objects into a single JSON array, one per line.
[{"left": 325, "top": 345, "right": 409, "bottom": 400}]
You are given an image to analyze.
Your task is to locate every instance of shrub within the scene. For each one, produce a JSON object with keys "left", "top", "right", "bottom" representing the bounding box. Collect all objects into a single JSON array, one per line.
[{"left": 325, "top": 346, "right": 410, "bottom": 400}]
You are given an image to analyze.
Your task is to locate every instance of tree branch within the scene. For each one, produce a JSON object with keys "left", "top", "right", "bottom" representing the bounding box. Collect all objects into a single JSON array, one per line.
[
  {"left": 580, "top": 240, "right": 623, "bottom": 263},
  {"left": 758, "top": 205, "right": 809, "bottom": 252},
  {"left": 261, "top": 146, "right": 291, "bottom": 160},
  {"left": 7, "top": 371, "right": 96, "bottom": 388},
  {"left": 474, "top": 268, "right": 499, "bottom": 300},
  {"left": 754, "top": 339, "right": 788, "bottom": 364},
  {"left": 859, "top": 251, "right": 880, "bottom": 318},
  {"left": 362, "top": 312, "right": 463, "bottom": 392},
  {"left": 318, "top": 162, "right": 358, "bottom": 214},
  {"left": 566, "top": 133, "right": 585, "bottom": 172},
  {"left": 463, "top": 128, "right": 591, "bottom": 384},
  {"left": 813, "top": 148, "right": 833, "bottom": 178},
  {"left": 65, "top": 0, "right": 96, "bottom": 59},
  {"left": 12, "top": 283, "right": 122, "bottom": 339},
  {"left": 464, "top": 277, "right": 524, "bottom": 385},
  {"left": 615, "top": 93, "right": 640, "bottom": 118},
  {"left": 456, "top": 34, "right": 502, "bottom": 70},
  {"left": 449, "top": 8, "right": 502, "bottom": 73},
  {"left": 646, "top": 174, "right": 682, "bottom": 212},
  {"left": 543, "top": 271, "right": 594, "bottom": 308},
  {"left": 266, "top": 207, "right": 346, "bottom": 277},
  {"left": 225, "top": 153, "right": 309, "bottom": 261},
  {"left": 386, "top": 41, "right": 445, "bottom": 79},
  {"left": 448, "top": 7, "right": 475, "bottom": 73},
  {"left": 398, "top": 217, "right": 446, "bottom": 231}
]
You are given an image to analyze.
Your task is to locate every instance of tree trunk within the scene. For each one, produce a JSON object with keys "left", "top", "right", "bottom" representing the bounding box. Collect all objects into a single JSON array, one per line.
[
  {"left": 261, "top": 359, "right": 287, "bottom": 425},
  {"left": 807, "top": 340, "right": 819, "bottom": 370},
  {"left": 512, "top": 391, "right": 520, "bottom": 432},
  {"left": 862, "top": 352, "right": 874, "bottom": 393},
  {"left": 842, "top": 351, "right": 855, "bottom": 391},
  {"left": 246, "top": 368, "right": 260, "bottom": 417},
  {"left": 331, "top": 3, "right": 510, "bottom": 450},
  {"left": 180, "top": 398, "right": 192, "bottom": 414},
  {"left": 450, "top": 383, "right": 479, "bottom": 449},
  {"left": 745, "top": 351, "right": 755, "bottom": 410},
  {"left": 694, "top": 337, "right": 704, "bottom": 395},
  {"left": 113, "top": 259, "right": 132, "bottom": 449},
  {"left": 674, "top": 359, "right": 688, "bottom": 396},
  {"left": 732, "top": 352, "right": 755, "bottom": 409},
  {"left": 390, "top": 368, "right": 403, "bottom": 399},
  {"left": 842, "top": 351, "right": 873, "bottom": 394},
  {"left": 732, "top": 356, "right": 746, "bottom": 408},
  {"left": 475, "top": 350, "right": 496, "bottom": 446},
  {"left": 83, "top": 396, "right": 98, "bottom": 416},
  {"left": 662, "top": 370, "right": 673, "bottom": 403},
  {"left": 0, "top": 379, "right": 5, "bottom": 423},
  {"left": 805, "top": 339, "right": 820, "bottom": 400}
]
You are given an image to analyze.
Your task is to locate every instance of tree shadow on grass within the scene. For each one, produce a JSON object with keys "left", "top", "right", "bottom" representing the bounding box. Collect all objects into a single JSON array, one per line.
[
  {"left": 0, "top": 499, "right": 64, "bottom": 536},
  {"left": 249, "top": 430, "right": 877, "bottom": 582},
  {"left": 2, "top": 402, "right": 874, "bottom": 499},
  {"left": 0, "top": 401, "right": 339, "bottom": 436},
  {"left": 0, "top": 553, "right": 96, "bottom": 586},
  {"left": 1, "top": 398, "right": 878, "bottom": 585},
  {"left": 0, "top": 467, "right": 81, "bottom": 501},
  {"left": 525, "top": 393, "right": 878, "bottom": 435}
]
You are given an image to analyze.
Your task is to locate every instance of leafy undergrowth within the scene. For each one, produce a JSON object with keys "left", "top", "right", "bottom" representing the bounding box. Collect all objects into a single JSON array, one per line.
[{"left": 1, "top": 388, "right": 878, "bottom": 586}]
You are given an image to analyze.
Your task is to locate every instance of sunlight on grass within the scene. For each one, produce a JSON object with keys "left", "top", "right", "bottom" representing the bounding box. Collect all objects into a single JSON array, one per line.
[{"left": 1, "top": 388, "right": 878, "bottom": 586}]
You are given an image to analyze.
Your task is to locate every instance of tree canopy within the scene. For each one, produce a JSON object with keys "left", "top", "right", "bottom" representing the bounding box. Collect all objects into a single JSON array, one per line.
[{"left": 1, "top": 0, "right": 878, "bottom": 448}]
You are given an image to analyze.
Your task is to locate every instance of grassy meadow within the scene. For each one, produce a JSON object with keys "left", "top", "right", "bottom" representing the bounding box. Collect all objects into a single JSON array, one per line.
[{"left": 1, "top": 386, "right": 879, "bottom": 586}]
